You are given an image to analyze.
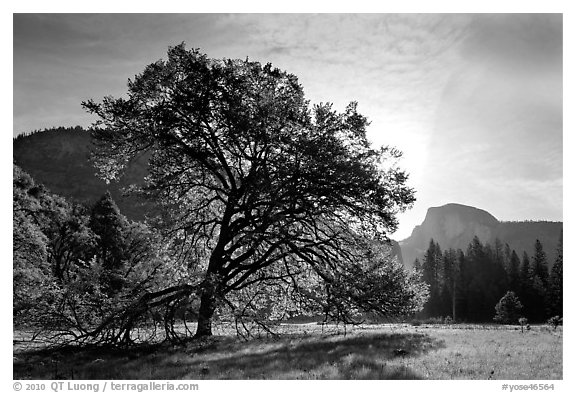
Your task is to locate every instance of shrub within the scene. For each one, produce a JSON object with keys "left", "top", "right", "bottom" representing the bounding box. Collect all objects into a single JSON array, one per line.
[{"left": 518, "top": 317, "right": 528, "bottom": 333}]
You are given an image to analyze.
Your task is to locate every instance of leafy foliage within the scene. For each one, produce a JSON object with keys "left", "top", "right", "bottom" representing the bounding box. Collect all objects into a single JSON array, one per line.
[
  {"left": 13, "top": 165, "right": 174, "bottom": 344},
  {"left": 13, "top": 165, "right": 59, "bottom": 320},
  {"left": 494, "top": 291, "right": 523, "bottom": 324}
]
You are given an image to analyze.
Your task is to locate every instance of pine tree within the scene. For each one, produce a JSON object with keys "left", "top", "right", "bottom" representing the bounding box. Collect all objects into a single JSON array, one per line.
[
  {"left": 459, "top": 236, "right": 508, "bottom": 322},
  {"left": 90, "top": 191, "right": 128, "bottom": 271},
  {"left": 508, "top": 250, "right": 521, "bottom": 293},
  {"left": 442, "top": 248, "right": 458, "bottom": 321},
  {"left": 531, "top": 275, "right": 547, "bottom": 320},
  {"left": 547, "top": 233, "right": 563, "bottom": 317},
  {"left": 494, "top": 238, "right": 505, "bottom": 266},
  {"left": 519, "top": 251, "right": 531, "bottom": 291},
  {"left": 504, "top": 243, "right": 512, "bottom": 272},
  {"left": 421, "top": 239, "right": 443, "bottom": 317},
  {"left": 493, "top": 239, "right": 509, "bottom": 288},
  {"left": 413, "top": 258, "right": 422, "bottom": 272},
  {"left": 518, "top": 251, "right": 534, "bottom": 319},
  {"left": 454, "top": 250, "right": 466, "bottom": 320},
  {"left": 463, "top": 236, "right": 488, "bottom": 321},
  {"left": 524, "top": 240, "right": 549, "bottom": 321},
  {"left": 532, "top": 239, "right": 549, "bottom": 286},
  {"left": 89, "top": 192, "right": 129, "bottom": 293}
]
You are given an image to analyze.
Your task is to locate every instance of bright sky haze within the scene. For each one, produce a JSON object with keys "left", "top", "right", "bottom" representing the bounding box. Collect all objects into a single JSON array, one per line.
[{"left": 13, "top": 13, "right": 563, "bottom": 239}]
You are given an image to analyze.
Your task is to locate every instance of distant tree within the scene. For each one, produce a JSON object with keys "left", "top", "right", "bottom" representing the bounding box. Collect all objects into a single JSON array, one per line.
[
  {"left": 508, "top": 250, "right": 521, "bottom": 293},
  {"left": 83, "top": 43, "right": 419, "bottom": 339},
  {"left": 494, "top": 291, "right": 523, "bottom": 324},
  {"left": 413, "top": 258, "right": 422, "bottom": 273},
  {"left": 547, "top": 233, "right": 563, "bottom": 317},
  {"left": 494, "top": 238, "right": 504, "bottom": 265},
  {"left": 454, "top": 249, "right": 466, "bottom": 320},
  {"left": 520, "top": 251, "right": 531, "bottom": 282},
  {"left": 493, "top": 239, "right": 507, "bottom": 286},
  {"left": 532, "top": 239, "right": 549, "bottom": 286},
  {"left": 503, "top": 243, "right": 512, "bottom": 272},
  {"left": 513, "top": 243, "right": 551, "bottom": 322},
  {"left": 519, "top": 251, "right": 531, "bottom": 293},
  {"left": 517, "top": 251, "right": 536, "bottom": 319},
  {"left": 421, "top": 239, "right": 443, "bottom": 317},
  {"left": 461, "top": 236, "right": 487, "bottom": 321},
  {"left": 531, "top": 275, "right": 548, "bottom": 320},
  {"left": 441, "top": 248, "right": 458, "bottom": 321},
  {"left": 458, "top": 236, "right": 507, "bottom": 322}
]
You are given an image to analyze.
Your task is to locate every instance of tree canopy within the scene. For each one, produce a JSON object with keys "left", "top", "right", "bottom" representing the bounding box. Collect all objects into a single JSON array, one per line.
[{"left": 83, "top": 43, "right": 421, "bottom": 339}]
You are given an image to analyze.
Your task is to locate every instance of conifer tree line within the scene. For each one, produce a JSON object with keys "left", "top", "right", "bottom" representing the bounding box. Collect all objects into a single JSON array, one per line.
[
  {"left": 414, "top": 234, "right": 563, "bottom": 323},
  {"left": 13, "top": 125, "right": 86, "bottom": 141}
]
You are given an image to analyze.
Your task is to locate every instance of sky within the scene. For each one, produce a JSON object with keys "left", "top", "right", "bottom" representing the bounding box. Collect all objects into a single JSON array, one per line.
[{"left": 12, "top": 13, "right": 563, "bottom": 240}]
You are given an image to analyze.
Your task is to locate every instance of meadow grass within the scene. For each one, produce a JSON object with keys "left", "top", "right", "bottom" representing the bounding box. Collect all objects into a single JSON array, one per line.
[{"left": 13, "top": 323, "right": 562, "bottom": 380}]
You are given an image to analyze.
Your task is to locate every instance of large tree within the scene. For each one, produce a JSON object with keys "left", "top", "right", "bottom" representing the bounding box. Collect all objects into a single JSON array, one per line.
[{"left": 83, "top": 44, "right": 418, "bottom": 338}]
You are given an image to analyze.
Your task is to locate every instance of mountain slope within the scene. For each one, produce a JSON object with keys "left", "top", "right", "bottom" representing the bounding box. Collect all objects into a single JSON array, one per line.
[{"left": 399, "top": 203, "right": 562, "bottom": 269}]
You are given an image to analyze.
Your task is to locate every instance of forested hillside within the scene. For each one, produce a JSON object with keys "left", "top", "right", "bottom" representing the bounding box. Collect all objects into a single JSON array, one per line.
[{"left": 13, "top": 127, "right": 151, "bottom": 220}]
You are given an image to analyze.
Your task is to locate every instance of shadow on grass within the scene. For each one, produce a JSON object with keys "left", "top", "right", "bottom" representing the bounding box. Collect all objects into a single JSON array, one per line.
[
  {"left": 14, "top": 332, "right": 445, "bottom": 380},
  {"left": 193, "top": 332, "right": 444, "bottom": 379}
]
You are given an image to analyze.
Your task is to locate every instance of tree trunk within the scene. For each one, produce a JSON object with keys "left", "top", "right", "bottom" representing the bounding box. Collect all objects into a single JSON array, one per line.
[{"left": 194, "top": 291, "right": 216, "bottom": 338}]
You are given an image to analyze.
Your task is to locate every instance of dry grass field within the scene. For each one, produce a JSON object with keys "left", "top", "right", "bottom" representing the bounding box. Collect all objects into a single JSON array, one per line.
[{"left": 13, "top": 323, "right": 562, "bottom": 380}]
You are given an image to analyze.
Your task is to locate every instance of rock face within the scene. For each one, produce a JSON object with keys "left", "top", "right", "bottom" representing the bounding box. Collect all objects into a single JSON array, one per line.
[{"left": 399, "top": 203, "right": 562, "bottom": 270}]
